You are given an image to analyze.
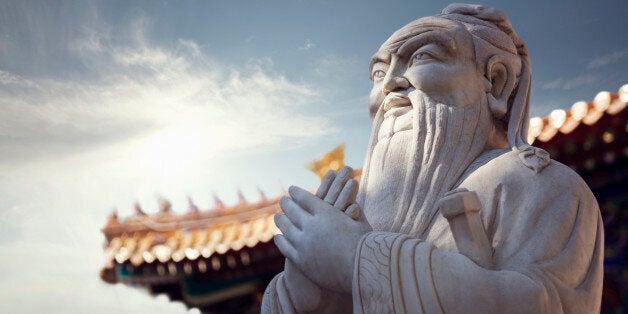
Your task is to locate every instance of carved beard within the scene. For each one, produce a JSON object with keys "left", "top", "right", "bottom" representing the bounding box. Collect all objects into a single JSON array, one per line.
[{"left": 358, "top": 90, "right": 491, "bottom": 237}]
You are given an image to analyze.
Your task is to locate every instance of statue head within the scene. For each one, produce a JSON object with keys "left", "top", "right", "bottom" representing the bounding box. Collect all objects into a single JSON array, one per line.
[
  {"left": 359, "top": 4, "right": 532, "bottom": 235},
  {"left": 368, "top": 3, "right": 530, "bottom": 151}
]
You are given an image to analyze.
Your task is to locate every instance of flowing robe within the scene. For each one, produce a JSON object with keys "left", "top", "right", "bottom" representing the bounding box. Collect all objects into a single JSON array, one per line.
[{"left": 263, "top": 150, "right": 604, "bottom": 313}]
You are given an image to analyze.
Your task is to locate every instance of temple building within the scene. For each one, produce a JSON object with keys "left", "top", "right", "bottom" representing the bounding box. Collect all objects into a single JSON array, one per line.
[{"left": 100, "top": 85, "right": 627, "bottom": 313}]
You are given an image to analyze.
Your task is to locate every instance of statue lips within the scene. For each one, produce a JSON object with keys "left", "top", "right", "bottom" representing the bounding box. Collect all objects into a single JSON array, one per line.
[
  {"left": 382, "top": 92, "right": 411, "bottom": 113},
  {"left": 377, "top": 92, "right": 413, "bottom": 142}
]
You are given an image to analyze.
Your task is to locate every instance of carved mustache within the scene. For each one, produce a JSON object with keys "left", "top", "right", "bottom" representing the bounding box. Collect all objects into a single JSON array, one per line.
[{"left": 382, "top": 92, "right": 411, "bottom": 112}]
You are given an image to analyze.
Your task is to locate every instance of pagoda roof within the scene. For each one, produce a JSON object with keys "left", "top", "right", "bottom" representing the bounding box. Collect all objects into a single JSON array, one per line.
[
  {"left": 100, "top": 84, "right": 626, "bottom": 276},
  {"left": 102, "top": 198, "right": 282, "bottom": 269}
]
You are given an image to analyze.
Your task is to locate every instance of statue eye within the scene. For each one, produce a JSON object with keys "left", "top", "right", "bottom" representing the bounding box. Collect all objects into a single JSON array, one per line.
[
  {"left": 372, "top": 70, "right": 386, "bottom": 80},
  {"left": 411, "top": 51, "right": 434, "bottom": 64}
]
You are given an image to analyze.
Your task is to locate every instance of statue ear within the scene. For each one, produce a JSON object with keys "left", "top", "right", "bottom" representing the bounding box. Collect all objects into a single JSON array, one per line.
[{"left": 485, "top": 55, "right": 517, "bottom": 119}]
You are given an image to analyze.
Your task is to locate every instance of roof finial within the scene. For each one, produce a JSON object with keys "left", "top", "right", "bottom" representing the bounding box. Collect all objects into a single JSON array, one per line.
[
  {"left": 257, "top": 186, "right": 267, "bottom": 202},
  {"left": 134, "top": 202, "right": 146, "bottom": 216},
  {"left": 158, "top": 197, "right": 172, "bottom": 214},
  {"left": 236, "top": 188, "right": 247, "bottom": 205},
  {"left": 212, "top": 193, "right": 224, "bottom": 209},
  {"left": 187, "top": 195, "right": 199, "bottom": 213},
  {"left": 107, "top": 208, "right": 119, "bottom": 224}
]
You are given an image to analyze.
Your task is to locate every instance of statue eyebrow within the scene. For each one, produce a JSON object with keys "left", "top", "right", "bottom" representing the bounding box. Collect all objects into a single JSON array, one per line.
[
  {"left": 368, "top": 51, "right": 392, "bottom": 80},
  {"left": 396, "top": 31, "right": 456, "bottom": 58},
  {"left": 368, "top": 30, "right": 456, "bottom": 78},
  {"left": 369, "top": 51, "right": 391, "bottom": 70}
]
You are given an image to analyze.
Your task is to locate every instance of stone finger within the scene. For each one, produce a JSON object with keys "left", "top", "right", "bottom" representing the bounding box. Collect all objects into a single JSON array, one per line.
[
  {"left": 334, "top": 179, "right": 359, "bottom": 210},
  {"left": 315, "top": 170, "right": 337, "bottom": 199},
  {"left": 273, "top": 235, "right": 300, "bottom": 264},
  {"left": 323, "top": 166, "right": 354, "bottom": 204},
  {"left": 289, "top": 185, "right": 332, "bottom": 215},
  {"left": 279, "top": 196, "right": 308, "bottom": 229},
  {"left": 274, "top": 213, "right": 301, "bottom": 241},
  {"left": 345, "top": 203, "right": 361, "bottom": 221}
]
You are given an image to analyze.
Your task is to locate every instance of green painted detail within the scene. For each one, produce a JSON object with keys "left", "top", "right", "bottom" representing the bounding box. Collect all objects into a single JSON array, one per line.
[{"left": 116, "top": 265, "right": 143, "bottom": 278}]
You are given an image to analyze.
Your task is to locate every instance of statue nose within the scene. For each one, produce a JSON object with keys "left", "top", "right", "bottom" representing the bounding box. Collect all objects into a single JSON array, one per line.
[{"left": 382, "top": 76, "right": 410, "bottom": 95}]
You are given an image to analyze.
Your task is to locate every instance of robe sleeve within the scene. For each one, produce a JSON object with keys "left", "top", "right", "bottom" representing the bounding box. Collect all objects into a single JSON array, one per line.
[
  {"left": 352, "top": 162, "right": 604, "bottom": 313},
  {"left": 262, "top": 272, "right": 297, "bottom": 314},
  {"left": 262, "top": 266, "right": 352, "bottom": 313}
]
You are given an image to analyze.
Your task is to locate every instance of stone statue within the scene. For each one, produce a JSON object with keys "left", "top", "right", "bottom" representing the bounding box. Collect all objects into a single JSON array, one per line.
[{"left": 262, "top": 4, "right": 603, "bottom": 313}]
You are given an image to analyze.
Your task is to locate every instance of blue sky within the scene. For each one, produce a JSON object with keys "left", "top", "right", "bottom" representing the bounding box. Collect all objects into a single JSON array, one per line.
[{"left": 0, "top": 0, "right": 626, "bottom": 312}]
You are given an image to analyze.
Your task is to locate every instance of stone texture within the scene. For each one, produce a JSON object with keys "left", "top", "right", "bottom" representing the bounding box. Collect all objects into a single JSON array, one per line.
[{"left": 262, "top": 3, "right": 603, "bottom": 313}]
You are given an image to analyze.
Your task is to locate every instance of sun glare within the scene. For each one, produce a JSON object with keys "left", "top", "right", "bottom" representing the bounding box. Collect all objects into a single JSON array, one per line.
[
  {"left": 131, "top": 114, "right": 224, "bottom": 183},
  {"left": 142, "top": 126, "right": 202, "bottom": 172}
]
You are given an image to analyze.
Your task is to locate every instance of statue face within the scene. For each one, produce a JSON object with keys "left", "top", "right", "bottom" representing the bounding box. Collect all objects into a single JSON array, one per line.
[
  {"left": 368, "top": 18, "right": 487, "bottom": 118},
  {"left": 360, "top": 18, "right": 495, "bottom": 233}
]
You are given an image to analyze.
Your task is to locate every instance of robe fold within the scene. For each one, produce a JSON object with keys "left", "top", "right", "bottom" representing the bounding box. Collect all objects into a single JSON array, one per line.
[
  {"left": 353, "top": 151, "right": 603, "bottom": 313},
  {"left": 262, "top": 271, "right": 352, "bottom": 313},
  {"left": 263, "top": 151, "right": 603, "bottom": 313}
]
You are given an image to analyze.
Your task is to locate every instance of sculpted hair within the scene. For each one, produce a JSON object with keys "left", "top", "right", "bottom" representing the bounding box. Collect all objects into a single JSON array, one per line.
[
  {"left": 439, "top": 3, "right": 530, "bottom": 151},
  {"left": 371, "top": 4, "right": 548, "bottom": 172}
]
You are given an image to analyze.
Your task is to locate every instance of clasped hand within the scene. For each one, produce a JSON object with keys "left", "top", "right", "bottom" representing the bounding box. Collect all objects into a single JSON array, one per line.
[{"left": 274, "top": 167, "right": 372, "bottom": 293}]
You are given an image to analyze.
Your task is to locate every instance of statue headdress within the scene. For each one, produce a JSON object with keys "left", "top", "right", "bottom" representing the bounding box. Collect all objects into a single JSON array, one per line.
[{"left": 440, "top": 4, "right": 549, "bottom": 172}]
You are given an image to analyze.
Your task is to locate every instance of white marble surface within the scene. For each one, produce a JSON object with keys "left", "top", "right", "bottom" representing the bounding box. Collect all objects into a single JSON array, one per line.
[{"left": 262, "top": 3, "right": 603, "bottom": 313}]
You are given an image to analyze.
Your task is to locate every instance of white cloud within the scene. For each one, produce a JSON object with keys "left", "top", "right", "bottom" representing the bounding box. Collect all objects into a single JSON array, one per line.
[
  {"left": 587, "top": 48, "right": 628, "bottom": 69},
  {"left": 540, "top": 78, "right": 564, "bottom": 91},
  {"left": 540, "top": 73, "right": 603, "bottom": 91},
  {"left": 0, "top": 10, "right": 336, "bottom": 313},
  {"left": 0, "top": 69, "right": 34, "bottom": 86},
  {"left": 313, "top": 54, "right": 357, "bottom": 76},
  {"left": 298, "top": 39, "right": 316, "bottom": 51},
  {"left": 541, "top": 49, "right": 626, "bottom": 92},
  {"left": 0, "top": 16, "right": 333, "bottom": 166}
]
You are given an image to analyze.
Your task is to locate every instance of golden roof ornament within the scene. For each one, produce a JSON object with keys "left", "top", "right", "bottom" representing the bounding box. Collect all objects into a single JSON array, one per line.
[{"left": 307, "top": 143, "right": 346, "bottom": 181}]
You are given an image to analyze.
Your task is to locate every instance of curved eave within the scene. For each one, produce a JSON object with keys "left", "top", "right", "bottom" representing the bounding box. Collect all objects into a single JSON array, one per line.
[{"left": 528, "top": 86, "right": 627, "bottom": 144}]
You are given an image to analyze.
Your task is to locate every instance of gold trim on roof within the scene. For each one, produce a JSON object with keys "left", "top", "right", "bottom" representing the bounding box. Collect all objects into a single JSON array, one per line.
[
  {"left": 105, "top": 211, "right": 281, "bottom": 268},
  {"left": 527, "top": 85, "right": 626, "bottom": 144}
]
